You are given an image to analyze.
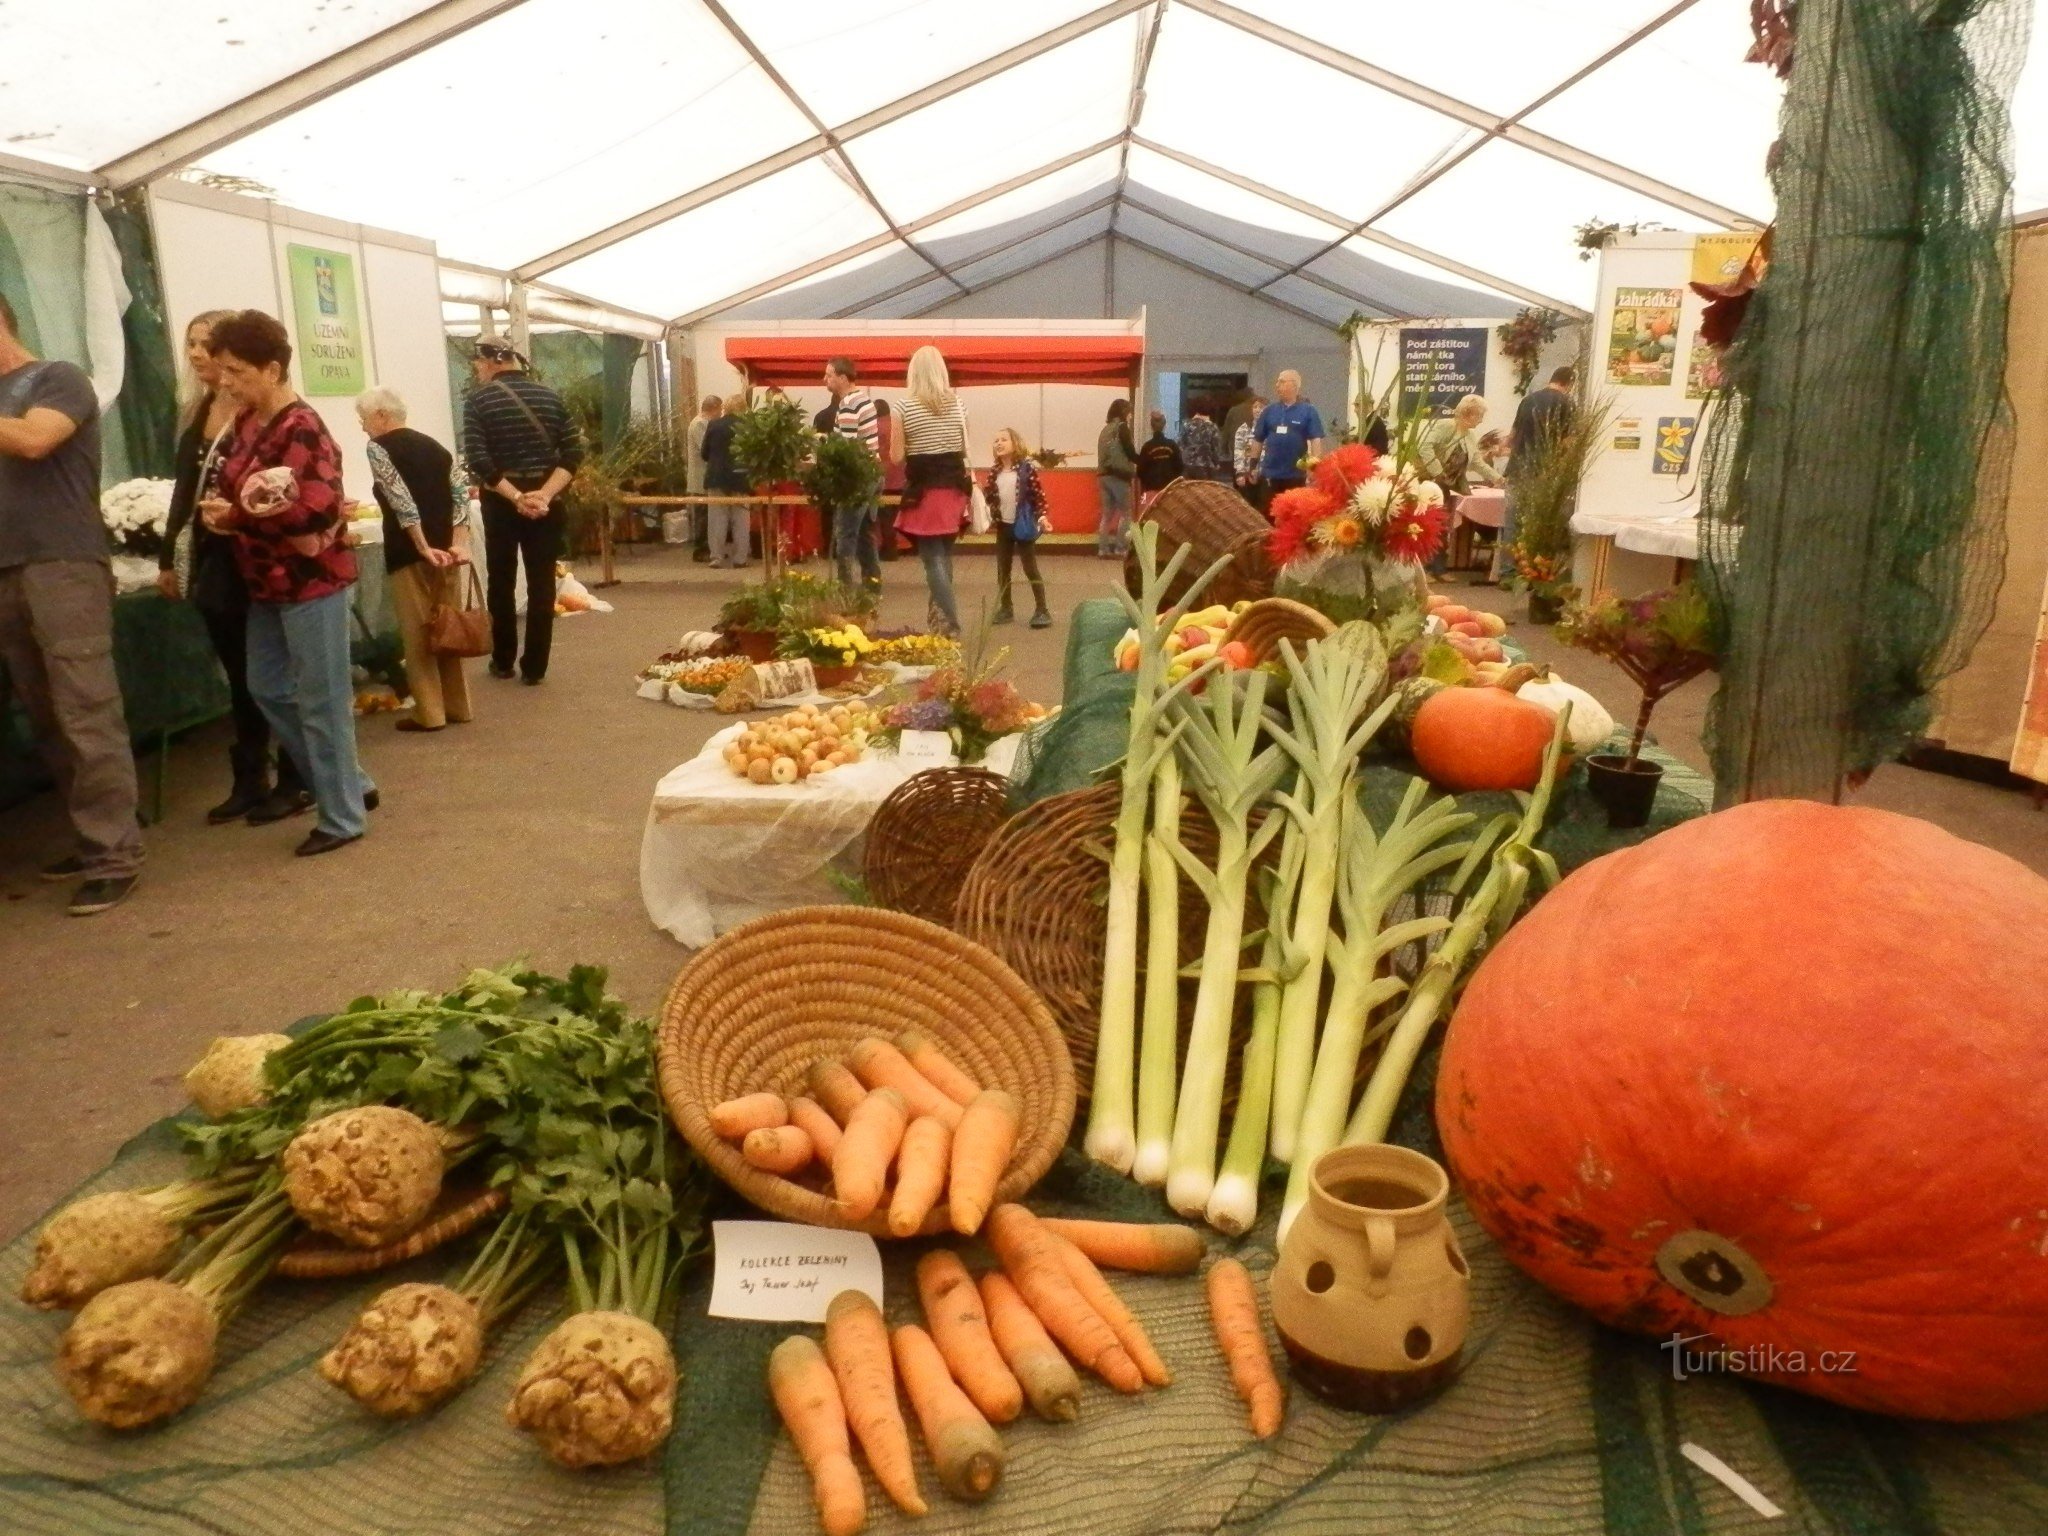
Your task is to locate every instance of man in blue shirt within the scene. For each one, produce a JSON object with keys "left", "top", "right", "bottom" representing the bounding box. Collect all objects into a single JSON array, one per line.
[{"left": 1251, "top": 369, "right": 1324, "bottom": 513}]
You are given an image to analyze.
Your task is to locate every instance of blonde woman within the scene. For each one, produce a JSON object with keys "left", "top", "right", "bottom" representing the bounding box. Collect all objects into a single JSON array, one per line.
[
  {"left": 889, "top": 345, "right": 968, "bottom": 634},
  {"left": 155, "top": 308, "right": 305, "bottom": 824},
  {"left": 984, "top": 428, "right": 1051, "bottom": 627}
]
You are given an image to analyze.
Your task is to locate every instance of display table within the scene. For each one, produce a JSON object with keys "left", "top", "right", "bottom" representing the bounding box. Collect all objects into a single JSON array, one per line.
[
  {"left": 1454, "top": 485, "right": 1507, "bottom": 529},
  {"left": 1572, "top": 504, "right": 1706, "bottom": 600},
  {"left": 640, "top": 728, "right": 1021, "bottom": 947}
]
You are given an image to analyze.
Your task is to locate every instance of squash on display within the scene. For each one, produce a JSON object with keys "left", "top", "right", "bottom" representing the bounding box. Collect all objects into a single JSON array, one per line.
[
  {"left": 1409, "top": 683, "right": 1556, "bottom": 793},
  {"left": 1513, "top": 672, "right": 1614, "bottom": 756},
  {"left": 1437, "top": 800, "right": 2048, "bottom": 1421}
]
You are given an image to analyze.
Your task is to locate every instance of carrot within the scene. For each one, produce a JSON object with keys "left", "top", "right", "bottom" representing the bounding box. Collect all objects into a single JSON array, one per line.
[
  {"left": 978, "top": 1271, "right": 1081, "bottom": 1422},
  {"left": 824, "top": 1291, "right": 925, "bottom": 1517},
  {"left": 946, "top": 1089, "right": 1020, "bottom": 1236},
  {"left": 847, "top": 1037, "right": 963, "bottom": 1128},
  {"left": 832, "top": 1087, "right": 908, "bottom": 1220},
  {"left": 809, "top": 1060, "right": 868, "bottom": 1125},
  {"left": 895, "top": 1029, "right": 982, "bottom": 1106},
  {"left": 709, "top": 1091, "right": 787, "bottom": 1140},
  {"left": 915, "top": 1251, "right": 1022, "bottom": 1424},
  {"left": 768, "top": 1335, "right": 867, "bottom": 1536},
  {"left": 742, "top": 1124, "right": 815, "bottom": 1175},
  {"left": 887, "top": 1116, "right": 952, "bottom": 1237},
  {"left": 1049, "top": 1233, "right": 1170, "bottom": 1387},
  {"left": 1206, "top": 1258, "right": 1285, "bottom": 1438},
  {"left": 1039, "top": 1217, "right": 1206, "bottom": 1276},
  {"left": 787, "top": 1095, "right": 843, "bottom": 1161},
  {"left": 985, "top": 1204, "right": 1143, "bottom": 1394},
  {"left": 891, "top": 1324, "right": 1004, "bottom": 1502}
]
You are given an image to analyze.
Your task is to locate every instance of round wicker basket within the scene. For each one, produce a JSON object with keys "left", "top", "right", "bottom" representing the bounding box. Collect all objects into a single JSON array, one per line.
[
  {"left": 952, "top": 781, "right": 1225, "bottom": 1087},
  {"left": 657, "top": 906, "right": 1074, "bottom": 1235},
  {"left": 1126, "top": 479, "right": 1274, "bottom": 608},
  {"left": 275, "top": 1186, "right": 507, "bottom": 1280},
  {"left": 1224, "top": 597, "right": 1336, "bottom": 664},
  {"left": 863, "top": 767, "right": 1012, "bottom": 926}
]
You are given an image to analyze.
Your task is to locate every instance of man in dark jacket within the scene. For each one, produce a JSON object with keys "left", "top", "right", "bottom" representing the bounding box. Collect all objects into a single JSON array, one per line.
[
  {"left": 1135, "top": 410, "right": 1184, "bottom": 497},
  {"left": 462, "top": 338, "right": 584, "bottom": 685}
]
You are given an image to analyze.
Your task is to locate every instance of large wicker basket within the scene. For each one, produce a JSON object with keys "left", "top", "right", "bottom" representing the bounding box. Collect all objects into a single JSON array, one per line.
[
  {"left": 1224, "top": 597, "right": 1337, "bottom": 664},
  {"left": 657, "top": 906, "right": 1074, "bottom": 1236},
  {"left": 952, "top": 781, "right": 1226, "bottom": 1087},
  {"left": 1126, "top": 479, "right": 1274, "bottom": 608},
  {"left": 863, "top": 767, "right": 1012, "bottom": 926}
]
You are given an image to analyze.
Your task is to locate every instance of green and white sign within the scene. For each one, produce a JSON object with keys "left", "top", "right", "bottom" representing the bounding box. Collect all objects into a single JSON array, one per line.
[{"left": 286, "top": 244, "right": 367, "bottom": 396}]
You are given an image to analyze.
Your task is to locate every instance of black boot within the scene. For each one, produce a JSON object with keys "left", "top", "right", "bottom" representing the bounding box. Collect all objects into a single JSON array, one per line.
[{"left": 208, "top": 747, "right": 271, "bottom": 825}]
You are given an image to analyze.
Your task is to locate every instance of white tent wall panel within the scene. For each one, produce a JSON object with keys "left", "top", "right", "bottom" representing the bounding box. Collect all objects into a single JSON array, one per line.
[{"left": 148, "top": 182, "right": 455, "bottom": 503}]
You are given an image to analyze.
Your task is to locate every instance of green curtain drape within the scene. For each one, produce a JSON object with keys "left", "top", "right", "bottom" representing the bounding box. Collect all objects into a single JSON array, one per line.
[
  {"left": 601, "top": 333, "right": 643, "bottom": 451},
  {"left": 102, "top": 188, "right": 177, "bottom": 480}
]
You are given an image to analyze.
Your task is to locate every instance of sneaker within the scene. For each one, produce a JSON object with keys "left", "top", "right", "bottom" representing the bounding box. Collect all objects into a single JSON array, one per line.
[
  {"left": 489, "top": 664, "right": 517, "bottom": 680},
  {"left": 40, "top": 854, "right": 86, "bottom": 882},
  {"left": 68, "top": 874, "right": 139, "bottom": 916},
  {"left": 1030, "top": 610, "right": 1053, "bottom": 629},
  {"left": 520, "top": 674, "right": 543, "bottom": 686},
  {"left": 992, "top": 607, "right": 1014, "bottom": 626},
  {"left": 246, "top": 788, "right": 314, "bottom": 826}
]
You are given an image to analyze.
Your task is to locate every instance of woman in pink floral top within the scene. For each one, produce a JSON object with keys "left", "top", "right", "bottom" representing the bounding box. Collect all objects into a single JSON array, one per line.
[{"left": 199, "top": 311, "right": 376, "bottom": 856}]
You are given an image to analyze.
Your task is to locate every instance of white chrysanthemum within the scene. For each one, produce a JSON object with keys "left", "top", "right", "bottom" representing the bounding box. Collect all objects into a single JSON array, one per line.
[
  {"left": 99, "top": 480, "right": 175, "bottom": 538},
  {"left": 1349, "top": 476, "right": 1394, "bottom": 523},
  {"left": 1415, "top": 481, "right": 1446, "bottom": 510}
]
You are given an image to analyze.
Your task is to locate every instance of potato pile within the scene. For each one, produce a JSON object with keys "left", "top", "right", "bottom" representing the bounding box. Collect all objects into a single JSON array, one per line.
[{"left": 723, "top": 702, "right": 883, "bottom": 784}]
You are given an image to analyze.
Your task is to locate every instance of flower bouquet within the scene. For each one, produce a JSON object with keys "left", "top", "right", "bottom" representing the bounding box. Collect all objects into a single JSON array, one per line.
[
  {"left": 1267, "top": 443, "right": 1445, "bottom": 626},
  {"left": 101, "top": 478, "right": 174, "bottom": 557},
  {"left": 1556, "top": 583, "right": 1717, "bottom": 826},
  {"left": 1495, "top": 307, "right": 1565, "bottom": 395},
  {"left": 1501, "top": 544, "right": 1574, "bottom": 621},
  {"left": 877, "top": 662, "right": 1047, "bottom": 765}
]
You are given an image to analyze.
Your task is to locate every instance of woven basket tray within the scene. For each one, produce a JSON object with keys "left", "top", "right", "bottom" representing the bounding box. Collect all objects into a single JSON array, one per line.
[
  {"left": 1126, "top": 479, "right": 1274, "bottom": 608},
  {"left": 952, "top": 781, "right": 1230, "bottom": 1090},
  {"left": 657, "top": 906, "right": 1074, "bottom": 1236},
  {"left": 863, "top": 767, "right": 1012, "bottom": 926},
  {"left": 275, "top": 1186, "right": 506, "bottom": 1280},
  {"left": 1225, "top": 597, "right": 1337, "bottom": 664}
]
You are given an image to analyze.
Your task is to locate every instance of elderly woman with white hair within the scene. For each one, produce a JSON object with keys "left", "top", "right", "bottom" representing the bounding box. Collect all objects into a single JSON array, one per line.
[
  {"left": 1418, "top": 393, "right": 1502, "bottom": 573},
  {"left": 357, "top": 386, "right": 473, "bottom": 732}
]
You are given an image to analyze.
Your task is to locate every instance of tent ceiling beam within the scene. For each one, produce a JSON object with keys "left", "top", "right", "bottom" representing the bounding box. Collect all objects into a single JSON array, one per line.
[
  {"left": 1117, "top": 191, "right": 1407, "bottom": 319},
  {"left": 515, "top": 0, "right": 1155, "bottom": 281},
  {"left": 904, "top": 225, "right": 1124, "bottom": 319},
  {"left": 695, "top": 0, "right": 964, "bottom": 299},
  {"left": 1264, "top": 0, "right": 1713, "bottom": 292},
  {"left": 1131, "top": 135, "right": 1586, "bottom": 316},
  {"left": 1179, "top": 0, "right": 1755, "bottom": 230},
  {"left": 831, "top": 194, "right": 1123, "bottom": 318},
  {"left": 1103, "top": 232, "right": 1354, "bottom": 334},
  {"left": 669, "top": 136, "right": 1126, "bottom": 327},
  {"left": 1114, "top": 2, "right": 1171, "bottom": 196},
  {"left": 97, "top": 0, "right": 532, "bottom": 189}
]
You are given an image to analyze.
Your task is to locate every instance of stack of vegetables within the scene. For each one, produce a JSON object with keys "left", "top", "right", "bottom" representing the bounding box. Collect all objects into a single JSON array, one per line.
[
  {"left": 706, "top": 1032, "right": 1019, "bottom": 1237},
  {"left": 767, "top": 1216, "right": 1288, "bottom": 1535},
  {"left": 1085, "top": 526, "right": 1571, "bottom": 1240},
  {"left": 22, "top": 965, "right": 712, "bottom": 1470},
  {"left": 1110, "top": 601, "right": 1260, "bottom": 687}
]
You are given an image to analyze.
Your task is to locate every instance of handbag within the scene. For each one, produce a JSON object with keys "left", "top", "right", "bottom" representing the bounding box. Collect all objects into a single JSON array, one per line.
[
  {"left": 968, "top": 479, "right": 993, "bottom": 536},
  {"left": 1012, "top": 466, "right": 1042, "bottom": 543},
  {"left": 426, "top": 563, "right": 491, "bottom": 658}
]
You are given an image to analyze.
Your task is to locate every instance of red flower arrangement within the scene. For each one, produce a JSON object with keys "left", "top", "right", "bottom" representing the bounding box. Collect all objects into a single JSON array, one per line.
[
  {"left": 1267, "top": 486, "right": 1338, "bottom": 568},
  {"left": 1381, "top": 503, "right": 1449, "bottom": 564},
  {"left": 1310, "top": 442, "right": 1379, "bottom": 502}
]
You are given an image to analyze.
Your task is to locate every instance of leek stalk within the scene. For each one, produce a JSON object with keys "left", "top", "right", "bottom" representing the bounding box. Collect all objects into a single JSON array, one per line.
[{"left": 1131, "top": 750, "right": 1184, "bottom": 1186}]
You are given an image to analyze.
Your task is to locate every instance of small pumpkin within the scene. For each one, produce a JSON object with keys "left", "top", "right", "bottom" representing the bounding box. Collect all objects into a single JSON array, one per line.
[
  {"left": 1513, "top": 671, "right": 1615, "bottom": 756},
  {"left": 1409, "top": 682, "right": 1555, "bottom": 792},
  {"left": 1438, "top": 801, "right": 2048, "bottom": 1421}
]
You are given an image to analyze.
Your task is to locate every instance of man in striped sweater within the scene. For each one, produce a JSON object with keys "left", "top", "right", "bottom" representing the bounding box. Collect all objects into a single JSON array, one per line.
[
  {"left": 822, "top": 356, "right": 882, "bottom": 591},
  {"left": 463, "top": 338, "right": 585, "bottom": 684}
]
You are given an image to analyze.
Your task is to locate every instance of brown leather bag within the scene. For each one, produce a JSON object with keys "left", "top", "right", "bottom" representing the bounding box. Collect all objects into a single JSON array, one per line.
[{"left": 426, "top": 564, "right": 491, "bottom": 658}]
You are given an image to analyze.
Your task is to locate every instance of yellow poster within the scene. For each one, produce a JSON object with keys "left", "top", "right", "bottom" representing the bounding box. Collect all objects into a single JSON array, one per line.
[{"left": 1692, "top": 232, "right": 1761, "bottom": 289}]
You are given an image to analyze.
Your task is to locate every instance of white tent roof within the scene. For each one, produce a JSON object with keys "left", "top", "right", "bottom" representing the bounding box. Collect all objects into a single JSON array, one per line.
[{"left": 4, "top": 0, "right": 2043, "bottom": 327}]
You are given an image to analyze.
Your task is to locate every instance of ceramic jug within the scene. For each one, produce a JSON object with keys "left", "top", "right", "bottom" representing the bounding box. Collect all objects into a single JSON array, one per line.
[{"left": 1270, "top": 1143, "right": 1470, "bottom": 1411}]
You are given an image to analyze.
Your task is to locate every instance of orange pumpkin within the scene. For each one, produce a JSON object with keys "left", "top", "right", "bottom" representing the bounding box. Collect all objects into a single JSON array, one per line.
[
  {"left": 1408, "top": 684, "right": 1555, "bottom": 792},
  {"left": 1438, "top": 801, "right": 2048, "bottom": 1420}
]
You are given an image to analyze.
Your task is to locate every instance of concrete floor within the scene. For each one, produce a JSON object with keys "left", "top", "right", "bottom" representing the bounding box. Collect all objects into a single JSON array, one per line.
[{"left": 2, "top": 551, "right": 2042, "bottom": 1240}]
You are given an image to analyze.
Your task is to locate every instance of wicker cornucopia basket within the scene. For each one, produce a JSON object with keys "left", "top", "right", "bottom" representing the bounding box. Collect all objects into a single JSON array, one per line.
[
  {"left": 863, "top": 767, "right": 1012, "bottom": 926},
  {"left": 1125, "top": 479, "right": 1274, "bottom": 608},
  {"left": 657, "top": 906, "right": 1074, "bottom": 1235},
  {"left": 1224, "top": 597, "right": 1336, "bottom": 664}
]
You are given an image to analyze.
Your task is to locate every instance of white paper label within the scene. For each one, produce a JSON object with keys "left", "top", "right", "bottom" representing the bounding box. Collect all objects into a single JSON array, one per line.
[
  {"left": 707, "top": 1220, "right": 883, "bottom": 1323},
  {"left": 896, "top": 729, "right": 955, "bottom": 767}
]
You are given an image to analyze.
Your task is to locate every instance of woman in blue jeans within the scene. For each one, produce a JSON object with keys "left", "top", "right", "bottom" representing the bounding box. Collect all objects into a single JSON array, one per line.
[
  {"left": 199, "top": 311, "right": 376, "bottom": 857},
  {"left": 1095, "top": 398, "right": 1137, "bottom": 558},
  {"left": 891, "top": 345, "right": 969, "bottom": 635}
]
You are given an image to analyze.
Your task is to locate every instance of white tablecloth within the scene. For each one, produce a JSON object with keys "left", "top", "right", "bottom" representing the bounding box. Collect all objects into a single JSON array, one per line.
[
  {"left": 1455, "top": 486, "right": 1507, "bottom": 530},
  {"left": 639, "top": 726, "right": 1021, "bottom": 947},
  {"left": 1573, "top": 504, "right": 1701, "bottom": 560}
]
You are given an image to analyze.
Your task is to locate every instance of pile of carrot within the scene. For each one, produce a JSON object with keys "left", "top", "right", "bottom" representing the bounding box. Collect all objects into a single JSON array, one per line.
[
  {"left": 708, "top": 1032, "right": 1021, "bottom": 1236},
  {"left": 768, "top": 1209, "right": 1233, "bottom": 1535}
]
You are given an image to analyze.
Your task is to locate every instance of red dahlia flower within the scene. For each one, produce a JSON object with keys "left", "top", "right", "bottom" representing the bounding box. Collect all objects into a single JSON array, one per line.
[{"left": 1381, "top": 503, "right": 1448, "bottom": 564}]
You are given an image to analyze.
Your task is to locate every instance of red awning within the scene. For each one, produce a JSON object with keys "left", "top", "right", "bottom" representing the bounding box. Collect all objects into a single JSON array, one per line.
[{"left": 724, "top": 334, "right": 1144, "bottom": 388}]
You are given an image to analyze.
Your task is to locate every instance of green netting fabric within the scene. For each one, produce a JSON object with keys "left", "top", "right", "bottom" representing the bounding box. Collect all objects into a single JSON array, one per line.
[{"left": 1700, "top": 0, "right": 2023, "bottom": 801}]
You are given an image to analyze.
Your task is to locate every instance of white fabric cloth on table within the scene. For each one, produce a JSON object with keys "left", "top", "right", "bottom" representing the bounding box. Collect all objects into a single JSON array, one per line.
[
  {"left": 1572, "top": 503, "right": 1701, "bottom": 560},
  {"left": 1455, "top": 486, "right": 1507, "bottom": 529}
]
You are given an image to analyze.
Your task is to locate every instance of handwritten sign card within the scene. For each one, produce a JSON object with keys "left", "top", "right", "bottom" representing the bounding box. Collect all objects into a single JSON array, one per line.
[
  {"left": 894, "top": 729, "right": 955, "bottom": 768},
  {"left": 708, "top": 1220, "right": 884, "bottom": 1323}
]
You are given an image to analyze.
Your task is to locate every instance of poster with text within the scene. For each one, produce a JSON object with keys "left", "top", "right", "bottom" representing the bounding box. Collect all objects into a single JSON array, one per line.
[
  {"left": 1653, "top": 416, "right": 1697, "bottom": 476},
  {"left": 1613, "top": 418, "right": 1643, "bottom": 452},
  {"left": 1691, "top": 232, "right": 1760, "bottom": 289},
  {"left": 1399, "top": 327, "right": 1487, "bottom": 416},
  {"left": 286, "top": 245, "right": 367, "bottom": 397},
  {"left": 1607, "top": 287, "right": 1682, "bottom": 386},
  {"left": 1685, "top": 329, "right": 1724, "bottom": 398}
]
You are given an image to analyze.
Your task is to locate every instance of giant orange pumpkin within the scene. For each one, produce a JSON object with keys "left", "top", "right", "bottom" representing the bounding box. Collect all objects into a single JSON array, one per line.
[
  {"left": 1409, "top": 685, "right": 1555, "bottom": 792},
  {"left": 1437, "top": 800, "right": 2048, "bottom": 1420}
]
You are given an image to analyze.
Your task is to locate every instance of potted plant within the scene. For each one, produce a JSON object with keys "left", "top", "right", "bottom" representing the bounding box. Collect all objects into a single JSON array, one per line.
[
  {"left": 730, "top": 395, "right": 813, "bottom": 583},
  {"left": 798, "top": 432, "right": 883, "bottom": 584},
  {"left": 1028, "top": 447, "right": 1070, "bottom": 470},
  {"left": 715, "top": 580, "right": 787, "bottom": 661},
  {"left": 777, "top": 622, "right": 875, "bottom": 688},
  {"left": 1502, "top": 390, "right": 1611, "bottom": 624},
  {"left": 1556, "top": 583, "right": 1717, "bottom": 828}
]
